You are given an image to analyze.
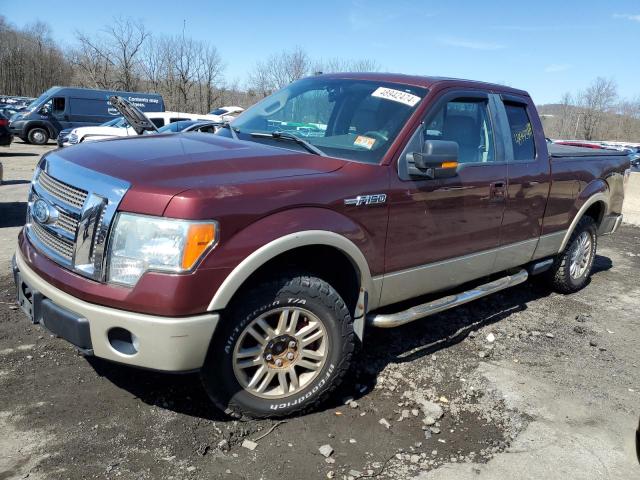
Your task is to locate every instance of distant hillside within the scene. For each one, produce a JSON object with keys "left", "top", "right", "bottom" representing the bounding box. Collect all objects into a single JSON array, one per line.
[{"left": 537, "top": 103, "right": 640, "bottom": 142}]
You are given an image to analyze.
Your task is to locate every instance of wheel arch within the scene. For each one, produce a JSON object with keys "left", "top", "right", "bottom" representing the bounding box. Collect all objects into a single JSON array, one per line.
[
  {"left": 207, "top": 230, "right": 378, "bottom": 339},
  {"left": 559, "top": 186, "right": 609, "bottom": 252}
]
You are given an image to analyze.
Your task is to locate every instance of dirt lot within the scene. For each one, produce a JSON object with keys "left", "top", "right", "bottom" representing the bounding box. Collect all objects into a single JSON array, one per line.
[{"left": 1, "top": 141, "right": 640, "bottom": 479}]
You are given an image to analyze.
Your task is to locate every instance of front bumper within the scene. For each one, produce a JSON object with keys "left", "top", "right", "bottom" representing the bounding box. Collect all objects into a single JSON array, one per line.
[{"left": 13, "top": 249, "right": 219, "bottom": 371}]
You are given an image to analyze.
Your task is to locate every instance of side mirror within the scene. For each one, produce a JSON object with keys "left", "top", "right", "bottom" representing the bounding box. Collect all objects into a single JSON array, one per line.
[{"left": 406, "top": 140, "right": 459, "bottom": 179}]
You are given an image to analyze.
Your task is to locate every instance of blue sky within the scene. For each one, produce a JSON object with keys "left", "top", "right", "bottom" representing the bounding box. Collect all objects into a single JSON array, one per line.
[{"left": 2, "top": 0, "right": 639, "bottom": 104}]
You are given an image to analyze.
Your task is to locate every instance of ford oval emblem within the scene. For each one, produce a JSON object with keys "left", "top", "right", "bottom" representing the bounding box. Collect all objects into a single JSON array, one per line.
[{"left": 32, "top": 199, "right": 57, "bottom": 224}]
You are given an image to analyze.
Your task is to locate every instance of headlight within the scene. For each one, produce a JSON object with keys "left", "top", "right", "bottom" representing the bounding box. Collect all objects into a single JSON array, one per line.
[{"left": 107, "top": 213, "right": 218, "bottom": 286}]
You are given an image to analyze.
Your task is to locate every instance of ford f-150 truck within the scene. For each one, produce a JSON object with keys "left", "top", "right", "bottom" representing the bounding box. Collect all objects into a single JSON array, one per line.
[{"left": 12, "top": 74, "right": 629, "bottom": 419}]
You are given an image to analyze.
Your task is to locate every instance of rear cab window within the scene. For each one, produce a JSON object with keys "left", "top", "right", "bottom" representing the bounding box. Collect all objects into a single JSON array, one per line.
[{"left": 504, "top": 102, "right": 536, "bottom": 161}]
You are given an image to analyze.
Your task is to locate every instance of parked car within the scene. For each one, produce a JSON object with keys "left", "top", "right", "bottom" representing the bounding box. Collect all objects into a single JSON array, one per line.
[
  {"left": 12, "top": 74, "right": 629, "bottom": 419},
  {"left": 64, "top": 112, "right": 218, "bottom": 146},
  {"left": 156, "top": 120, "right": 220, "bottom": 134},
  {"left": 0, "top": 112, "right": 13, "bottom": 147},
  {"left": 0, "top": 106, "right": 27, "bottom": 118},
  {"left": 209, "top": 106, "right": 244, "bottom": 120},
  {"left": 9, "top": 86, "right": 164, "bottom": 145},
  {"left": 555, "top": 141, "right": 605, "bottom": 149}
]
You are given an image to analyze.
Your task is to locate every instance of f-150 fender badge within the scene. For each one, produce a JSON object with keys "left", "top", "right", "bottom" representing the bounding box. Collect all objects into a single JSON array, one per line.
[{"left": 344, "top": 194, "right": 387, "bottom": 206}]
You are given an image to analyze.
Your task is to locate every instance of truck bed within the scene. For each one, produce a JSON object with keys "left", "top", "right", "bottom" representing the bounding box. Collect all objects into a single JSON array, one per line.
[{"left": 548, "top": 143, "right": 626, "bottom": 158}]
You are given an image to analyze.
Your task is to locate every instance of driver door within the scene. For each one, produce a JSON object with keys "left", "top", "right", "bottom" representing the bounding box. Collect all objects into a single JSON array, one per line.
[{"left": 381, "top": 90, "right": 507, "bottom": 306}]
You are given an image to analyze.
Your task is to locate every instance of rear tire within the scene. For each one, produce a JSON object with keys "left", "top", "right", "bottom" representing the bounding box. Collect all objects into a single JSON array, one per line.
[
  {"left": 27, "top": 127, "right": 49, "bottom": 145},
  {"left": 200, "top": 274, "right": 355, "bottom": 419},
  {"left": 546, "top": 216, "right": 597, "bottom": 293}
]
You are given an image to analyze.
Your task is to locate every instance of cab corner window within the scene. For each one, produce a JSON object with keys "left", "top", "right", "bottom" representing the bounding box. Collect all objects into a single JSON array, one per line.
[
  {"left": 504, "top": 103, "right": 535, "bottom": 161},
  {"left": 425, "top": 99, "right": 495, "bottom": 164}
]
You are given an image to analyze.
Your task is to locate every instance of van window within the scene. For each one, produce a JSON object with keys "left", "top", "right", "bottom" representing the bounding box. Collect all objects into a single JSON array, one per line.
[
  {"left": 52, "top": 97, "right": 65, "bottom": 113},
  {"left": 151, "top": 118, "right": 164, "bottom": 128},
  {"left": 169, "top": 118, "right": 184, "bottom": 123},
  {"left": 504, "top": 103, "right": 536, "bottom": 161}
]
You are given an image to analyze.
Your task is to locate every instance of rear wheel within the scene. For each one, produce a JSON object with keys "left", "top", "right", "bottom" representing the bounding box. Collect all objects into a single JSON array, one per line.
[
  {"left": 547, "top": 216, "right": 597, "bottom": 293},
  {"left": 201, "top": 274, "right": 355, "bottom": 419},
  {"left": 27, "top": 127, "right": 49, "bottom": 145}
]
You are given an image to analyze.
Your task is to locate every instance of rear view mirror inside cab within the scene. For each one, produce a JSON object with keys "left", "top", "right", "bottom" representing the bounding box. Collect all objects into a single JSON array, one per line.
[{"left": 406, "top": 140, "right": 459, "bottom": 179}]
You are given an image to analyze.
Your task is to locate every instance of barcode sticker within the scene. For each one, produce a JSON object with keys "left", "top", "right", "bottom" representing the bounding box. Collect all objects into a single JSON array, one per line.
[{"left": 371, "top": 87, "right": 421, "bottom": 107}]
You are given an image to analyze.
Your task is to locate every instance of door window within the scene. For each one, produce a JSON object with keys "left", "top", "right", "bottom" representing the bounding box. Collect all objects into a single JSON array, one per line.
[
  {"left": 151, "top": 118, "right": 164, "bottom": 128},
  {"left": 52, "top": 97, "right": 65, "bottom": 114},
  {"left": 425, "top": 99, "right": 495, "bottom": 163},
  {"left": 504, "top": 103, "right": 536, "bottom": 161}
]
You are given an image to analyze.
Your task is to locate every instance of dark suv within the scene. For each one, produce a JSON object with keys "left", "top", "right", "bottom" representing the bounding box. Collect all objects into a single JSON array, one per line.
[{"left": 0, "top": 112, "right": 13, "bottom": 146}]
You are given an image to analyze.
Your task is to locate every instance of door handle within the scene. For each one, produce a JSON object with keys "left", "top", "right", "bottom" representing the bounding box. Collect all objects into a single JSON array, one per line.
[{"left": 490, "top": 181, "right": 507, "bottom": 201}]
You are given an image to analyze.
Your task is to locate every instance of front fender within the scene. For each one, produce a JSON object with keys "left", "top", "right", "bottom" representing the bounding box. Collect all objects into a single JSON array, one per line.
[{"left": 204, "top": 207, "right": 381, "bottom": 312}]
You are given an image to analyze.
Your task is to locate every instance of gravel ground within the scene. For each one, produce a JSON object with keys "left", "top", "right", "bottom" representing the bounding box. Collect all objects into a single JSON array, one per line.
[{"left": 1, "top": 141, "right": 639, "bottom": 479}]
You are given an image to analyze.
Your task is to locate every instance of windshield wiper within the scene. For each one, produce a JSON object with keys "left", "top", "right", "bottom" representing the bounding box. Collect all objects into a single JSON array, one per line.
[{"left": 250, "top": 131, "right": 326, "bottom": 156}]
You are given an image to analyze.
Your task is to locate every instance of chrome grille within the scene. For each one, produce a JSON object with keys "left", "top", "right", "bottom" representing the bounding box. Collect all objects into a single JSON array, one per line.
[
  {"left": 38, "top": 170, "right": 88, "bottom": 209},
  {"left": 31, "top": 222, "right": 74, "bottom": 261},
  {"left": 56, "top": 211, "right": 79, "bottom": 234},
  {"left": 26, "top": 154, "right": 130, "bottom": 281}
]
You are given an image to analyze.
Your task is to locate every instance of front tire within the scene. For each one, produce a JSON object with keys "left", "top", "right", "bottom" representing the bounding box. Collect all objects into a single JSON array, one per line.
[
  {"left": 27, "top": 127, "right": 49, "bottom": 145},
  {"left": 201, "top": 274, "right": 355, "bottom": 419},
  {"left": 547, "top": 216, "right": 597, "bottom": 293}
]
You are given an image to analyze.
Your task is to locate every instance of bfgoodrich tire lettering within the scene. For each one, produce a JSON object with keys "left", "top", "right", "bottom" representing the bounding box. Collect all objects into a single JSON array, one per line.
[{"left": 200, "top": 274, "right": 355, "bottom": 419}]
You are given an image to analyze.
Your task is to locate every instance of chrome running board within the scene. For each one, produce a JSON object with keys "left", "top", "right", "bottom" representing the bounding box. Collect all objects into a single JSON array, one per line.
[{"left": 367, "top": 269, "right": 529, "bottom": 328}]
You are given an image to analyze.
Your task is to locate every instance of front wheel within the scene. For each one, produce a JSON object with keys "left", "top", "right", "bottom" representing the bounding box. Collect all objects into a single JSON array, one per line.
[
  {"left": 547, "top": 216, "right": 597, "bottom": 293},
  {"left": 27, "top": 127, "right": 49, "bottom": 145},
  {"left": 201, "top": 275, "right": 355, "bottom": 419}
]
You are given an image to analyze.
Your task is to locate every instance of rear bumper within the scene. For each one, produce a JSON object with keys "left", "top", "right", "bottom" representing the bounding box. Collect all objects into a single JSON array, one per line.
[{"left": 13, "top": 249, "right": 219, "bottom": 371}]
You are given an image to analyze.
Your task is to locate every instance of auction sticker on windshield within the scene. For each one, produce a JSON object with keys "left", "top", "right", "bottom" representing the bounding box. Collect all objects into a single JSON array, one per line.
[
  {"left": 371, "top": 87, "right": 421, "bottom": 107},
  {"left": 354, "top": 135, "right": 376, "bottom": 150}
]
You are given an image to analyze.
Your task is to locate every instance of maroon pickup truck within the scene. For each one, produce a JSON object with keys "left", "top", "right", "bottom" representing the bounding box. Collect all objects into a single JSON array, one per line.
[{"left": 13, "top": 74, "right": 629, "bottom": 418}]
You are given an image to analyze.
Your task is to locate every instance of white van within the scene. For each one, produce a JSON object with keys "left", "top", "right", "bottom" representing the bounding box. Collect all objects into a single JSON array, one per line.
[{"left": 64, "top": 111, "right": 221, "bottom": 146}]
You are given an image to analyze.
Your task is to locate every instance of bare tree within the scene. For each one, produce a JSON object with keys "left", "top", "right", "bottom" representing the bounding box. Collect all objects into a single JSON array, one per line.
[
  {"left": 249, "top": 47, "right": 310, "bottom": 97},
  {"left": 578, "top": 77, "right": 618, "bottom": 140},
  {"left": 312, "top": 57, "right": 381, "bottom": 74},
  {"left": 74, "top": 17, "right": 148, "bottom": 91},
  {"left": 556, "top": 92, "right": 574, "bottom": 138},
  {"left": 0, "top": 16, "right": 73, "bottom": 96}
]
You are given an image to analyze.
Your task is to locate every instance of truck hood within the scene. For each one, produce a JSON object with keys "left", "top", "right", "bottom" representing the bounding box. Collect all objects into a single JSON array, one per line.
[{"left": 53, "top": 133, "right": 347, "bottom": 214}]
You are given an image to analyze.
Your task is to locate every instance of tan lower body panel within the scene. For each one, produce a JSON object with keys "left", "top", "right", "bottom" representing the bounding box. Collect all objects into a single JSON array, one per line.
[{"left": 16, "top": 249, "right": 218, "bottom": 371}]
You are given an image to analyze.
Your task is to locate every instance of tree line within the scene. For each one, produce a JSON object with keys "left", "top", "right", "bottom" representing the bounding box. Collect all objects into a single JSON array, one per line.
[
  {"left": 539, "top": 77, "right": 640, "bottom": 142},
  {"left": 0, "top": 16, "right": 379, "bottom": 114},
  {"left": 1, "top": 15, "right": 638, "bottom": 142}
]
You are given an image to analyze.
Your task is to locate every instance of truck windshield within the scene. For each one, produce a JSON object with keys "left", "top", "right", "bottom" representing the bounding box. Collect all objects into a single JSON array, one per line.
[{"left": 228, "top": 77, "right": 427, "bottom": 163}]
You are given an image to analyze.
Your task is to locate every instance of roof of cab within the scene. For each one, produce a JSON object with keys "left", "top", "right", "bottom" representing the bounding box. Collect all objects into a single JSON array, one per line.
[{"left": 314, "top": 72, "right": 530, "bottom": 98}]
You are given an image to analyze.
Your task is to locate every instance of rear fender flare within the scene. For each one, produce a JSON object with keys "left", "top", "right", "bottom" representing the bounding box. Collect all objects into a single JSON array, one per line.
[{"left": 559, "top": 181, "right": 609, "bottom": 252}]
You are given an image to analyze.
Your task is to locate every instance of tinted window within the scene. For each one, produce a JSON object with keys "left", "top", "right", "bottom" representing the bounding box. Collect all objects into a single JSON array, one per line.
[
  {"left": 425, "top": 99, "right": 495, "bottom": 164},
  {"left": 69, "top": 98, "right": 108, "bottom": 115},
  {"left": 151, "top": 118, "right": 164, "bottom": 128},
  {"left": 504, "top": 103, "right": 535, "bottom": 161}
]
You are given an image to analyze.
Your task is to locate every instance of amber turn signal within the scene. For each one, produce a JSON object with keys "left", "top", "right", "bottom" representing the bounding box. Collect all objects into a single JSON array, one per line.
[
  {"left": 181, "top": 223, "right": 217, "bottom": 269},
  {"left": 441, "top": 161, "right": 458, "bottom": 169}
]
